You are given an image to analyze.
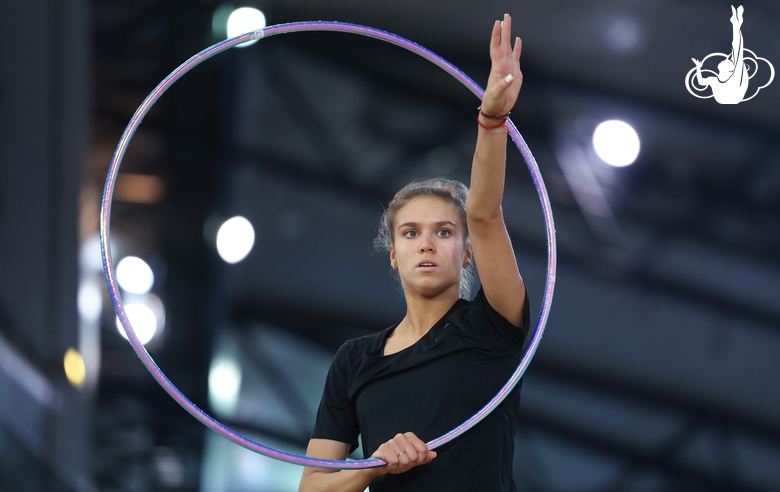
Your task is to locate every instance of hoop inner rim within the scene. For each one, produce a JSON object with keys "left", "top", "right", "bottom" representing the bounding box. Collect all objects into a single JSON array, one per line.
[{"left": 99, "top": 20, "right": 557, "bottom": 470}]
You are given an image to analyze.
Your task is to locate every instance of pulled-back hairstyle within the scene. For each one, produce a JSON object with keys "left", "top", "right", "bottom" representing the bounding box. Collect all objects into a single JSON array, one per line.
[{"left": 374, "top": 178, "right": 476, "bottom": 299}]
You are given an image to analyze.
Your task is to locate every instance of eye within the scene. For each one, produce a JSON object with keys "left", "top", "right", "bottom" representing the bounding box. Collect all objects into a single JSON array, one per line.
[
  {"left": 436, "top": 229, "right": 452, "bottom": 238},
  {"left": 403, "top": 230, "right": 419, "bottom": 238}
]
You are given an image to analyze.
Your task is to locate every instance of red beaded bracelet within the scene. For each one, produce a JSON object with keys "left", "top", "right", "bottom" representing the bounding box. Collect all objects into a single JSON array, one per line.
[{"left": 477, "top": 114, "right": 507, "bottom": 130}]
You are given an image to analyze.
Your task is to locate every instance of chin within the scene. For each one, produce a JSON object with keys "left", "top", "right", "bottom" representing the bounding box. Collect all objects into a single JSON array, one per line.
[{"left": 408, "top": 282, "right": 459, "bottom": 298}]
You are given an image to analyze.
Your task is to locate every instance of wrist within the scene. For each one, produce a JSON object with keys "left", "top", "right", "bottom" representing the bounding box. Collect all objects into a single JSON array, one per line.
[
  {"left": 362, "top": 465, "right": 386, "bottom": 480},
  {"left": 477, "top": 113, "right": 507, "bottom": 131},
  {"left": 477, "top": 106, "right": 509, "bottom": 131},
  {"left": 478, "top": 106, "right": 510, "bottom": 120}
]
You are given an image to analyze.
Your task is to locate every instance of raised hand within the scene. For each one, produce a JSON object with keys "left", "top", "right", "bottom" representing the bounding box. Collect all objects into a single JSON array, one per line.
[
  {"left": 370, "top": 432, "right": 436, "bottom": 475},
  {"left": 480, "top": 13, "right": 523, "bottom": 119}
]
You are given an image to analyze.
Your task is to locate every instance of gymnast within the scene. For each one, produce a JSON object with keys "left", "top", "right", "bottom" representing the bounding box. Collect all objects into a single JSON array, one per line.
[
  {"left": 299, "top": 14, "right": 529, "bottom": 492},
  {"left": 692, "top": 5, "right": 748, "bottom": 104}
]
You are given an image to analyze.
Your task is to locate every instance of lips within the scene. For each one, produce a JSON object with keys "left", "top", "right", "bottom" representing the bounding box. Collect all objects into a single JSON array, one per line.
[{"left": 416, "top": 260, "right": 438, "bottom": 269}]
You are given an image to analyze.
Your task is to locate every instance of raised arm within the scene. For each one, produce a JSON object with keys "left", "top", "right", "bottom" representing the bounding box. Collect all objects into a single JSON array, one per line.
[{"left": 465, "top": 14, "right": 526, "bottom": 327}]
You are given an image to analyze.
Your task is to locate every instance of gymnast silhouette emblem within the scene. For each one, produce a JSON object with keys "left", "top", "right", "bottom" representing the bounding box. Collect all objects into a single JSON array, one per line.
[{"left": 685, "top": 5, "right": 774, "bottom": 104}]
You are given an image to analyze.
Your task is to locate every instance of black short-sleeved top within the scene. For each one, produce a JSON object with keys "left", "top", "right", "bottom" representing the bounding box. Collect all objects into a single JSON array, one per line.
[{"left": 312, "top": 288, "right": 529, "bottom": 491}]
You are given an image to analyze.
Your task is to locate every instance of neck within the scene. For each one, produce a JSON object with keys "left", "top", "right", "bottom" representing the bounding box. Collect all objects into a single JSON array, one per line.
[{"left": 397, "top": 288, "right": 460, "bottom": 337}]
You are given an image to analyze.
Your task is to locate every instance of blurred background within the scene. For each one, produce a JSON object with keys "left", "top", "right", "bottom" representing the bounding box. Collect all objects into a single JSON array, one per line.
[{"left": 1, "top": 0, "right": 779, "bottom": 490}]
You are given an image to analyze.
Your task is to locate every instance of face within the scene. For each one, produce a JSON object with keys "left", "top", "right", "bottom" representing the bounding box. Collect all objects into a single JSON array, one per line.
[{"left": 389, "top": 196, "right": 471, "bottom": 299}]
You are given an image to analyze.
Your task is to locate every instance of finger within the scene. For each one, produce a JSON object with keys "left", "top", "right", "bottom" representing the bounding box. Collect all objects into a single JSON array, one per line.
[
  {"left": 501, "top": 13, "right": 512, "bottom": 48},
  {"left": 423, "top": 450, "right": 437, "bottom": 463},
  {"left": 401, "top": 446, "right": 419, "bottom": 464},
  {"left": 390, "top": 433, "right": 411, "bottom": 464},
  {"left": 383, "top": 449, "right": 399, "bottom": 469},
  {"left": 490, "top": 20, "right": 501, "bottom": 57},
  {"left": 398, "top": 440, "right": 420, "bottom": 463},
  {"left": 397, "top": 449, "right": 411, "bottom": 466},
  {"left": 404, "top": 432, "right": 428, "bottom": 463},
  {"left": 393, "top": 432, "right": 410, "bottom": 449},
  {"left": 383, "top": 440, "right": 404, "bottom": 469},
  {"left": 396, "top": 451, "right": 409, "bottom": 468},
  {"left": 513, "top": 36, "right": 522, "bottom": 65},
  {"left": 390, "top": 433, "right": 411, "bottom": 461},
  {"left": 374, "top": 448, "right": 397, "bottom": 470}
]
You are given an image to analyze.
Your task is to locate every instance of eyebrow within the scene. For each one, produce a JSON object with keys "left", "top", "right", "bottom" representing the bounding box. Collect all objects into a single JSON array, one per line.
[{"left": 397, "top": 220, "right": 459, "bottom": 230}]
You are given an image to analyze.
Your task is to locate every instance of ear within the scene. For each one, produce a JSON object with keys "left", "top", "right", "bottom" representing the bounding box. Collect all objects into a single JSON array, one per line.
[
  {"left": 463, "top": 243, "right": 473, "bottom": 268},
  {"left": 389, "top": 245, "right": 397, "bottom": 269}
]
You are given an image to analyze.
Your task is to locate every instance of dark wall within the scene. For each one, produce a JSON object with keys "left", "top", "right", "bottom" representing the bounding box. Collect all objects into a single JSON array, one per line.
[{"left": 0, "top": 0, "right": 92, "bottom": 489}]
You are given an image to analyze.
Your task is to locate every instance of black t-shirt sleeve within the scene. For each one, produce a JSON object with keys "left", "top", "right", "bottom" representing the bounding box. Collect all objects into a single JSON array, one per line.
[
  {"left": 460, "top": 287, "right": 530, "bottom": 351},
  {"left": 311, "top": 342, "right": 361, "bottom": 453}
]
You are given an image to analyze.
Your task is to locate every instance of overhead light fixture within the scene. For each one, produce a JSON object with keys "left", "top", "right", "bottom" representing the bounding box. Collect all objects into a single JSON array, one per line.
[
  {"left": 63, "top": 348, "right": 87, "bottom": 389},
  {"left": 78, "top": 277, "right": 103, "bottom": 323},
  {"left": 117, "top": 302, "right": 159, "bottom": 345},
  {"left": 226, "top": 7, "right": 266, "bottom": 48},
  {"left": 209, "top": 357, "right": 242, "bottom": 417},
  {"left": 216, "top": 216, "right": 255, "bottom": 264},
  {"left": 116, "top": 256, "right": 155, "bottom": 294},
  {"left": 605, "top": 17, "right": 642, "bottom": 54},
  {"left": 592, "top": 120, "right": 640, "bottom": 167}
]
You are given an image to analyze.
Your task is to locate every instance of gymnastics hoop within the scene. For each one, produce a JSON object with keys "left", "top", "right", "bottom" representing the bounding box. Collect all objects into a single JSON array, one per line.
[{"left": 100, "top": 21, "right": 557, "bottom": 470}]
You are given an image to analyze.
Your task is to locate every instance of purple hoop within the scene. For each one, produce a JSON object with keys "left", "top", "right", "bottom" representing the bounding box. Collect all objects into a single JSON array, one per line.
[{"left": 100, "top": 21, "right": 557, "bottom": 470}]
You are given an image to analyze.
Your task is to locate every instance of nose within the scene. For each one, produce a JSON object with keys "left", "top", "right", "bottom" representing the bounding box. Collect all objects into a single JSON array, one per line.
[{"left": 418, "top": 235, "right": 435, "bottom": 253}]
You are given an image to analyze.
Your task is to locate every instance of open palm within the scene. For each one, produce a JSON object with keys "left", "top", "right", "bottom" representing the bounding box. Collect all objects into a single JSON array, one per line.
[{"left": 480, "top": 14, "right": 523, "bottom": 118}]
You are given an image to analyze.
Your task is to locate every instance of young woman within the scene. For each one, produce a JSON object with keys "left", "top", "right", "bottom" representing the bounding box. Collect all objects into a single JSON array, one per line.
[{"left": 299, "top": 14, "right": 528, "bottom": 492}]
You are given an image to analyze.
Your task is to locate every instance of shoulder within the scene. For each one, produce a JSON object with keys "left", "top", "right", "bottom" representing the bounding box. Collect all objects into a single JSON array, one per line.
[
  {"left": 450, "top": 287, "right": 525, "bottom": 325},
  {"left": 446, "top": 287, "right": 529, "bottom": 350},
  {"left": 324, "top": 328, "right": 394, "bottom": 404}
]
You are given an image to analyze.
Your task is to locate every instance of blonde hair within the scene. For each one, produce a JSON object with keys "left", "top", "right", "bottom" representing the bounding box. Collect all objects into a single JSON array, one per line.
[{"left": 374, "top": 178, "right": 476, "bottom": 299}]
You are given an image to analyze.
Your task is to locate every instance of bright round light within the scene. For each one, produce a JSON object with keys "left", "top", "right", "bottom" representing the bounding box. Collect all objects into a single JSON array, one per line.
[
  {"left": 63, "top": 348, "right": 87, "bottom": 389},
  {"left": 226, "top": 7, "right": 266, "bottom": 48},
  {"left": 144, "top": 293, "right": 166, "bottom": 334},
  {"left": 117, "top": 303, "right": 158, "bottom": 345},
  {"left": 116, "top": 256, "right": 155, "bottom": 294},
  {"left": 216, "top": 216, "right": 255, "bottom": 264},
  {"left": 592, "top": 120, "right": 640, "bottom": 167},
  {"left": 78, "top": 278, "right": 103, "bottom": 322},
  {"left": 209, "top": 358, "right": 242, "bottom": 416}
]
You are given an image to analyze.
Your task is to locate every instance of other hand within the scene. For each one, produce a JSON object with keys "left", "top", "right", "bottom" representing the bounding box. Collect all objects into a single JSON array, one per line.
[{"left": 371, "top": 432, "right": 436, "bottom": 475}]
